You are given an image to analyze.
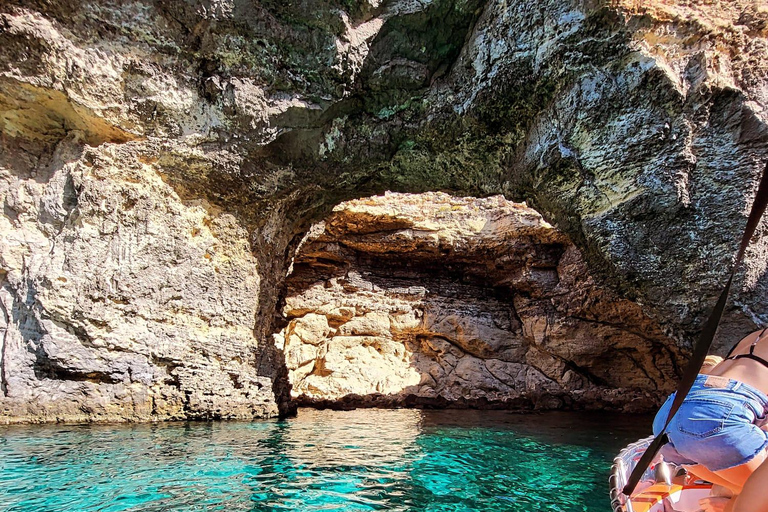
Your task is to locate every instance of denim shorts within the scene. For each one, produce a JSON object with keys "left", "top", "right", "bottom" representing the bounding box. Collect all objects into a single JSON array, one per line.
[{"left": 652, "top": 374, "right": 768, "bottom": 471}]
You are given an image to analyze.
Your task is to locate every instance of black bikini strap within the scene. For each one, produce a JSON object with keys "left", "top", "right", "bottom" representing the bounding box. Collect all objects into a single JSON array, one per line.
[
  {"left": 725, "top": 326, "right": 768, "bottom": 359},
  {"left": 750, "top": 328, "right": 768, "bottom": 354},
  {"left": 731, "top": 353, "right": 768, "bottom": 369},
  {"left": 732, "top": 328, "right": 768, "bottom": 368}
]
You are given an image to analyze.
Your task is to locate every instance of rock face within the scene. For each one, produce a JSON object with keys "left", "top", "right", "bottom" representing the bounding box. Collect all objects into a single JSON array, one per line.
[
  {"left": 0, "top": 0, "right": 766, "bottom": 422},
  {"left": 0, "top": 138, "right": 278, "bottom": 422},
  {"left": 279, "top": 193, "right": 682, "bottom": 411}
]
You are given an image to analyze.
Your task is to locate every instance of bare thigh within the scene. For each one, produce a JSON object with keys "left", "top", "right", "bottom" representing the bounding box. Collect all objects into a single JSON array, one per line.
[
  {"left": 691, "top": 448, "right": 768, "bottom": 494},
  {"left": 733, "top": 458, "right": 768, "bottom": 512}
]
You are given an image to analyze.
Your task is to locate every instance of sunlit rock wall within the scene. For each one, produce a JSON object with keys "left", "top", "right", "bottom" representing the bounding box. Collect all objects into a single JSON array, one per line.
[
  {"left": 0, "top": 139, "right": 278, "bottom": 422},
  {"left": 279, "top": 193, "right": 683, "bottom": 411},
  {"left": 0, "top": 0, "right": 766, "bottom": 422}
]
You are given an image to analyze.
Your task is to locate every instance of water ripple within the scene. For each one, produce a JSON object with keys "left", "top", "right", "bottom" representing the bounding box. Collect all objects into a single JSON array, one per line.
[{"left": 0, "top": 409, "right": 650, "bottom": 512}]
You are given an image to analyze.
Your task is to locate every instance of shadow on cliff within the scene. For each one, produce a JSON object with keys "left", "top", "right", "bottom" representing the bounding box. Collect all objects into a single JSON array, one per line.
[{"left": 279, "top": 230, "right": 682, "bottom": 414}]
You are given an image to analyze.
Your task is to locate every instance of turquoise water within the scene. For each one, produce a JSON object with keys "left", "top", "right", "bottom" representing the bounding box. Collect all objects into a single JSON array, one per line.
[{"left": 0, "top": 409, "right": 651, "bottom": 512}]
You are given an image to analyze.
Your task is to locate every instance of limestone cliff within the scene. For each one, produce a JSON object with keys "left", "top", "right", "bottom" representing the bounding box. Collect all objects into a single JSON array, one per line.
[
  {"left": 0, "top": 139, "right": 277, "bottom": 422},
  {"left": 279, "top": 193, "right": 682, "bottom": 411},
  {"left": 0, "top": 0, "right": 766, "bottom": 422}
]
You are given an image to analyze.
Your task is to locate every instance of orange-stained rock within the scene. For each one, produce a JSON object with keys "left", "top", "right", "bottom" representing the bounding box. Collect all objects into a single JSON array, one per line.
[{"left": 280, "top": 193, "right": 685, "bottom": 411}]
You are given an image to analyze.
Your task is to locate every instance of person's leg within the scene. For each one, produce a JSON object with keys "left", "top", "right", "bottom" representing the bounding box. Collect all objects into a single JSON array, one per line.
[
  {"left": 710, "top": 484, "right": 734, "bottom": 498},
  {"left": 711, "top": 448, "right": 768, "bottom": 493},
  {"left": 685, "top": 464, "right": 743, "bottom": 493},
  {"left": 670, "top": 399, "right": 768, "bottom": 493},
  {"left": 732, "top": 458, "right": 768, "bottom": 512},
  {"left": 696, "top": 483, "right": 735, "bottom": 512},
  {"left": 681, "top": 449, "right": 768, "bottom": 494},
  {"left": 692, "top": 459, "right": 765, "bottom": 512}
]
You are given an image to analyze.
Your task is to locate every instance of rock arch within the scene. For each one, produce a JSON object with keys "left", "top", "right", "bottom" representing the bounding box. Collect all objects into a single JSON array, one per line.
[
  {"left": 0, "top": 0, "right": 767, "bottom": 422},
  {"left": 277, "top": 192, "right": 682, "bottom": 412}
]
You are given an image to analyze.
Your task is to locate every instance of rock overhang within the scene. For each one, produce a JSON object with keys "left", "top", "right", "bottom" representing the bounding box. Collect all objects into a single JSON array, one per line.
[
  {"left": 0, "top": 0, "right": 765, "bottom": 422},
  {"left": 277, "top": 192, "right": 684, "bottom": 412}
]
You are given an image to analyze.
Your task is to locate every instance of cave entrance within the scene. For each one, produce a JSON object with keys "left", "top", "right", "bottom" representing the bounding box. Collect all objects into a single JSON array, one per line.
[{"left": 274, "top": 192, "right": 683, "bottom": 412}]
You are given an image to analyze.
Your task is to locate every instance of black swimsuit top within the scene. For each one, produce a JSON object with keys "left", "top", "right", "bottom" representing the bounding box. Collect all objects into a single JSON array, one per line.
[{"left": 724, "top": 327, "right": 768, "bottom": 369}]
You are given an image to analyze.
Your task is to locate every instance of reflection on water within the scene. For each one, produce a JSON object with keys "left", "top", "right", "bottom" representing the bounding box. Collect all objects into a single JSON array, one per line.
[{"left": 0, "top": 409, "right": 651, "bottom": 512}]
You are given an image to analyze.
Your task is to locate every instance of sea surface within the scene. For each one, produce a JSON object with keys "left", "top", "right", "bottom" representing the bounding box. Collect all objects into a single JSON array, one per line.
[{"left": 0, "top": 408, "right": 652, "bottom": 512}]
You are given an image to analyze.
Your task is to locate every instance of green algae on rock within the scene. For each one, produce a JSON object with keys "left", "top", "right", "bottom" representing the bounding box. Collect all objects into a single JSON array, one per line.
[{"left": 0, "top": 0, "right": 766, "bottom": 423}]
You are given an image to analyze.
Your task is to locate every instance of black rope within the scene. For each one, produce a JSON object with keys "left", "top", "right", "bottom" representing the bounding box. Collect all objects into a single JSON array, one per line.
[{"left": 623, "top": 161, "right": 768, "bottom": 496}]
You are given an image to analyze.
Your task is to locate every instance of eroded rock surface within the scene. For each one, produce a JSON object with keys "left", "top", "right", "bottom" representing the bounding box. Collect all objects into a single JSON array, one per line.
[
  {"left": 279, "top": 193, "right": 683, "bottom": 411},
  {"left": 0, "top": 0, "right": 766, "bottom": 422},
  {"left": 0, "top": 137, "right": 279, "bottom": 422}
]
